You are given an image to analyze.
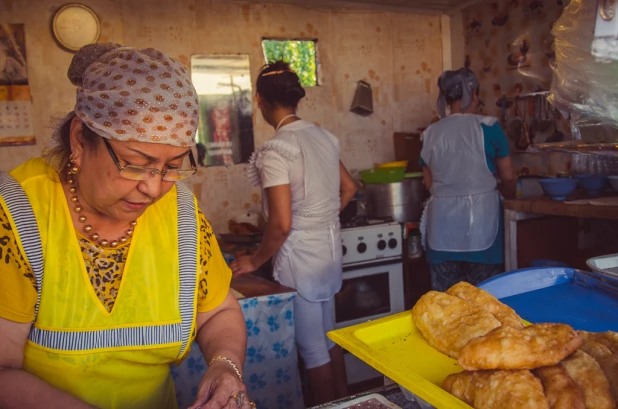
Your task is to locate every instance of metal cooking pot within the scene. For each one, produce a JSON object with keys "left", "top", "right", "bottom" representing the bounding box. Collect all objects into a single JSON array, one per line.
[{"left": 364, "top": 177, "right": 427, "bottom": 223}]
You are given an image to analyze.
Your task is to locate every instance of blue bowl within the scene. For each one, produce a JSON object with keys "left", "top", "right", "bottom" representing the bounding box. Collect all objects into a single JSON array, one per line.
[
  {"left": 574, "top": 174, "right": 607, "bottom": 195},
  {"left": 539, "top": 178, "right": 579, "bottom": 201}
]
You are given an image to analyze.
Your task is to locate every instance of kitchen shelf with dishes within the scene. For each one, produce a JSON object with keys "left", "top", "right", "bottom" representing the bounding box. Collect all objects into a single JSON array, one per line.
[{"left": 526, "top": 141, "right": 618, "bottom": 157}]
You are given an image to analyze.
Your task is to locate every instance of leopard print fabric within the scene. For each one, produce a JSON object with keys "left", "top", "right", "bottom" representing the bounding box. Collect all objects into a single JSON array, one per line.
[
  {"left": 198, "top": 210, "right": 214, "bottom": 303},
  {"left": 0, "top": 204, "right": 36, "bottom": 290},
  {"left": 1, "top": 203, "right": 212, "bottom": 313},
  {"left": 79, "top": 237, "right": 129, "bottom": 312}
]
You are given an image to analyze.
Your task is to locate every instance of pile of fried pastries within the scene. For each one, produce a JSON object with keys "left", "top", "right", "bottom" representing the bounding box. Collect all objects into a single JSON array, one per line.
[{"left": 412, "top": 282, "right": 617, "bottom": 409}]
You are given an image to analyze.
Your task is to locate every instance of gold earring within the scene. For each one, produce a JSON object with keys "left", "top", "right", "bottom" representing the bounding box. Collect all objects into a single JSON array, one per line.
[{"left": 68, "top": 153, "right": 80, "bottom": 175}]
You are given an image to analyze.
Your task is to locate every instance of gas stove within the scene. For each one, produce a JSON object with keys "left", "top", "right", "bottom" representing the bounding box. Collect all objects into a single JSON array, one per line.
[
  {"left": 340, "top": 216, "right": 394, "bottom": 229},
  {"left": 336, "top": 216, "right": 405, "bottom": 385},
  {"left": 340, "top": 217, "right": 402, "bottom": 266}
]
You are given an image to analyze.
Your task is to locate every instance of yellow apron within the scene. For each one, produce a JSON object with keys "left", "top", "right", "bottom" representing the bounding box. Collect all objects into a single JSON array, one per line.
[{"left": 0, "top": 158, "right": 199, "bottom": 409}]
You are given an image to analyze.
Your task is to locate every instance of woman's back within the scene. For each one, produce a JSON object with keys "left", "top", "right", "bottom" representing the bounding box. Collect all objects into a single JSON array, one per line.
[
  {"left": 259, "top": 119, "right": 341, "bottom": 230},
  {"left": 422, "top": 114, "right": 497, "bottom": 196}
]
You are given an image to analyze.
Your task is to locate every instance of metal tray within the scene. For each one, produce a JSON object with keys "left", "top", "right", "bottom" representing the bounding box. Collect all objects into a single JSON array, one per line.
[
  {"left": 325, "top": 393, "right": 403, "bottom": 409},
  {"left": 586, "top": 253, "right": 618, "bottom": 279}
]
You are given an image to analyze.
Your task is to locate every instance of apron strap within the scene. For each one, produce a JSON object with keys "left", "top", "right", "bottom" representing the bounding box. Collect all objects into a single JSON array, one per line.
[
  {"left": 0, "top": 172, "right": 44, "bottom": 320},
  {"left": 175, "top": 182, "right": 199, "bottom": 358}
]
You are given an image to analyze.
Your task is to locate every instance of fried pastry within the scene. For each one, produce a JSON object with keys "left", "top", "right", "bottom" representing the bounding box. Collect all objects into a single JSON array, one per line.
[
  {"left": 458, "top": 324, "right": 582, "bottom": 370},
  {"left": 446, "top": 281, "right": 524, "bottom": 328},
  {"left": 561, "top": 350, "right": 615, "bottom": 409},
  {"left": 578, "top": 331, "right": 618, "bottom": 355},
  {"left": 533, "top": 365, "right": 585, "bottom": 409},
  {"left": 412, "top": 291, "right": 501, "bottom": 359},
  {"left": 443, "top": 370, "right": 476, "bottom": 405},
  {"left": 443, "top": 370, "right": 549, "bottom": 409},
  {"left": 579, "top": 341, "right": 618, "bottom": 403}
]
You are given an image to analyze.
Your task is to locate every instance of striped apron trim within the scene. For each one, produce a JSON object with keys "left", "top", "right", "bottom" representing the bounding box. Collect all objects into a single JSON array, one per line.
[
  {"left": 0, "top": 172, "right": 44, "bottom": 317},
  {"left": 0, "top": 174, "right": 198, "bottom": 354},
  {"left": 29, "top": 323, "right": 182, "bottom": 351},
  {"left": 175, "top": 182, "right": 198, "bottom": 357}
]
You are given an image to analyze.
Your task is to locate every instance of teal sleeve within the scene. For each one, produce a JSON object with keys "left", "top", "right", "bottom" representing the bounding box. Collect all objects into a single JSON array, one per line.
[
  {"left": 482, "top": 122, "right": 510, "bottom": 158},
  {"left": 419, "top": 156, "right": 427, "bottom": 167}
]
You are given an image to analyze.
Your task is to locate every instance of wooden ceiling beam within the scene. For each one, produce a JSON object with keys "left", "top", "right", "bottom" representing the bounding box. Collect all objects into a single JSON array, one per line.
[
  {"left": 221, "top": 0, "right": 449, "bottom": 15},
  {"left": 444, "top": 0, "right": 486, "bottom": 15}
]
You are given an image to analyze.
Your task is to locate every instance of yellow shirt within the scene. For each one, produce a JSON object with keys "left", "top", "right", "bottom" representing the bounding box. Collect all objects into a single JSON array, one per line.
[{"left": 0, "top": 203, "right": 231, "bottom": 323}]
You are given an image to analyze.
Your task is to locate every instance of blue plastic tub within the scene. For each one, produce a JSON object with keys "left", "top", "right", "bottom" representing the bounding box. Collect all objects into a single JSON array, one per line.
[
  {"left": 479, "top": 267, "right": 618, "bottom": 332},
  {"left": 530, "top": 259, "right": 570, "bottom": 268}
]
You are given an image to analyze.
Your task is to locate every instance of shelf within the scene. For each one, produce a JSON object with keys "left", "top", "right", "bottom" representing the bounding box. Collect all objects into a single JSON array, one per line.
[
  {"left": 497, "top": 91, "right": 551, "bottom": 105},
  {"left": 526, "top": 142, "right": 618, "bottom": 156}
]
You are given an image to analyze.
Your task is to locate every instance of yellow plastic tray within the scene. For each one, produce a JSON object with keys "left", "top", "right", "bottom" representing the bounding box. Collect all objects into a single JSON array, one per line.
[{"left": 327, "top": 311, "right": 472, "bottom": 409}]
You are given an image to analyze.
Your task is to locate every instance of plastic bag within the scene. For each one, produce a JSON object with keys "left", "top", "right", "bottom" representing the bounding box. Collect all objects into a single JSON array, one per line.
[{"left": 549, "top": 0, "right": 618, "bottom": 141}]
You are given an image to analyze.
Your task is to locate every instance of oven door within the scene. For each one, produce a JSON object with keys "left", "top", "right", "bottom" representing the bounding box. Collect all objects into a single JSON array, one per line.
[{"left": 334, "top": 258, "right": 404, "bottom": 329}]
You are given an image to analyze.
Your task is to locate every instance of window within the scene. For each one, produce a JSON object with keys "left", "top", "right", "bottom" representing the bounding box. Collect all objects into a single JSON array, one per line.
[{"left": 262, "top": 38, "right": 319, "bottom": 87}]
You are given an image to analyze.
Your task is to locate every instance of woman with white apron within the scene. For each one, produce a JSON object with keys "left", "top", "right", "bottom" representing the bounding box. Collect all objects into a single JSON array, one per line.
[
  {"left": 231, "top": 61, "right": 357, "bottom": 406},
  {"left": 419, "top": 68, "right": 516, "bottom": 291}
]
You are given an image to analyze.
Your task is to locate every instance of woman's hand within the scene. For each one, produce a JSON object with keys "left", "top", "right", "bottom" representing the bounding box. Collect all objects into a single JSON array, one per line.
[
  {"left": 230, "top": 256, "right": 258, "bottom": 276},
  {"left": 187, "top": 361, "right": 254, "bottom": 409}
]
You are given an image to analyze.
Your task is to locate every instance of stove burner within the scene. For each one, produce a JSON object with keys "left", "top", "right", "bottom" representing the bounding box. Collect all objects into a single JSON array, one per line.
[{"left": 341, "top": 216, "right": 394, "bottom": 229}]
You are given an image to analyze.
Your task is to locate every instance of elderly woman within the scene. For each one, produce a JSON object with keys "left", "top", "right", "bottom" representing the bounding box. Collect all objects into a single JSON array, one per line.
[
  {"left": 420, "top": 68, "right": 516, "bottom": 291},
  {"left": 231, "top": 61, "right": 357, "bottom": 406},
  {"left": 0, "top": 43, "right": 251, "bottom": 409}
]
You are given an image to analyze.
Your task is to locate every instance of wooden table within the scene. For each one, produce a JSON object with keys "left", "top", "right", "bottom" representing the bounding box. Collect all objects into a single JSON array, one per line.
[{"left": 503, "top": 196, "right": 618, "bottom": 270}]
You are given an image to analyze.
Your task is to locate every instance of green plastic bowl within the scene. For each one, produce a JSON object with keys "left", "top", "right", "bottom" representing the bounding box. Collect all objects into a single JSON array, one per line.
[{"left": 360, "top": 167, "right": 406, "bottom": 184}]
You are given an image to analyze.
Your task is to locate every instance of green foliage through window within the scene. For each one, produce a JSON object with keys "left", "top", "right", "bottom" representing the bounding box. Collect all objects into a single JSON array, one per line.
[{"left": 262, "top": 39, "right": 318, "bottom": 87}]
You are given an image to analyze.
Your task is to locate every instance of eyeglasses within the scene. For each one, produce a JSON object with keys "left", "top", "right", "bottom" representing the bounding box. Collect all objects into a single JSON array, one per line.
[{"left": 103, "top": 138, "right": 197, "bottom": 182}]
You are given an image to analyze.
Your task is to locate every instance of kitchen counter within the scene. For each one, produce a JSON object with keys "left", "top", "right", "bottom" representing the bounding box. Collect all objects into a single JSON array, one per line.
[
  {"left": 174, "top": 274, "right": 301, "bottom": 409},
  {"left": 231, "top": 273, "right": 293, "bottom": 298},
  {"left": 503, "top": 195, "right": 618, "bottom": 271},
  {"left": 172, "top": 236, "right": 302, "bottom": 409},
  {"left": 503, "top": 196, "right": 618, "bottom": 220}
]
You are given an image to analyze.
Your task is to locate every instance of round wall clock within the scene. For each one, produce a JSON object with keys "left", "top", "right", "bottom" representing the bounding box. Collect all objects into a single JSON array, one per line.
[{"left": 52, "top": 4, "right": 101, "bottom": 52}]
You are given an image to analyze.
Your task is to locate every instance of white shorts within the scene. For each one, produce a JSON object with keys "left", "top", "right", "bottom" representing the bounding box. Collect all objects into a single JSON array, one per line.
[{"left": 294, "top": 294, "right": 336, "bottom": 369}]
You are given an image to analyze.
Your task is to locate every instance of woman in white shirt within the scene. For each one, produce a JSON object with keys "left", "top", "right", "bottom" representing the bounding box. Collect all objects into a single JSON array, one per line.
[{"left": 231, "top": 61, "right": 357, "bottom": 406}]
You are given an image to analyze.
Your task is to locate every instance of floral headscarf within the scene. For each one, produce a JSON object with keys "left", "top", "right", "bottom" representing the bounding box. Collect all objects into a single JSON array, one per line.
[{"left": 56, "top": 43, "right": 199, "bottom": 147}]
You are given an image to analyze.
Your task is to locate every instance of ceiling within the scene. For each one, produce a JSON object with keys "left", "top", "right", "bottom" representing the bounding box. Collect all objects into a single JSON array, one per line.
[{"left": 225, "top": 0, "right": 485, "bottom": 15}]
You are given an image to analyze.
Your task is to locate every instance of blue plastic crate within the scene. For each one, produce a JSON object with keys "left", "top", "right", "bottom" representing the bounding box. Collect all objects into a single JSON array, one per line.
[{"left": 478, "top": 267, "right": 618, "bottom": 332}]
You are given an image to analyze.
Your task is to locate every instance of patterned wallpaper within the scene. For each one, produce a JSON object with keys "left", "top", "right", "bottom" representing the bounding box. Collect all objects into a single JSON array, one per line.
[
  {"left": 0, "top": 0, "right": 443, "bottom": 233},
  {"left": 461, "top": 0, "right": 564, "bottom": 118},
  {"left": 459, "top": 0, "right": 572, "bottom": 176}
]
